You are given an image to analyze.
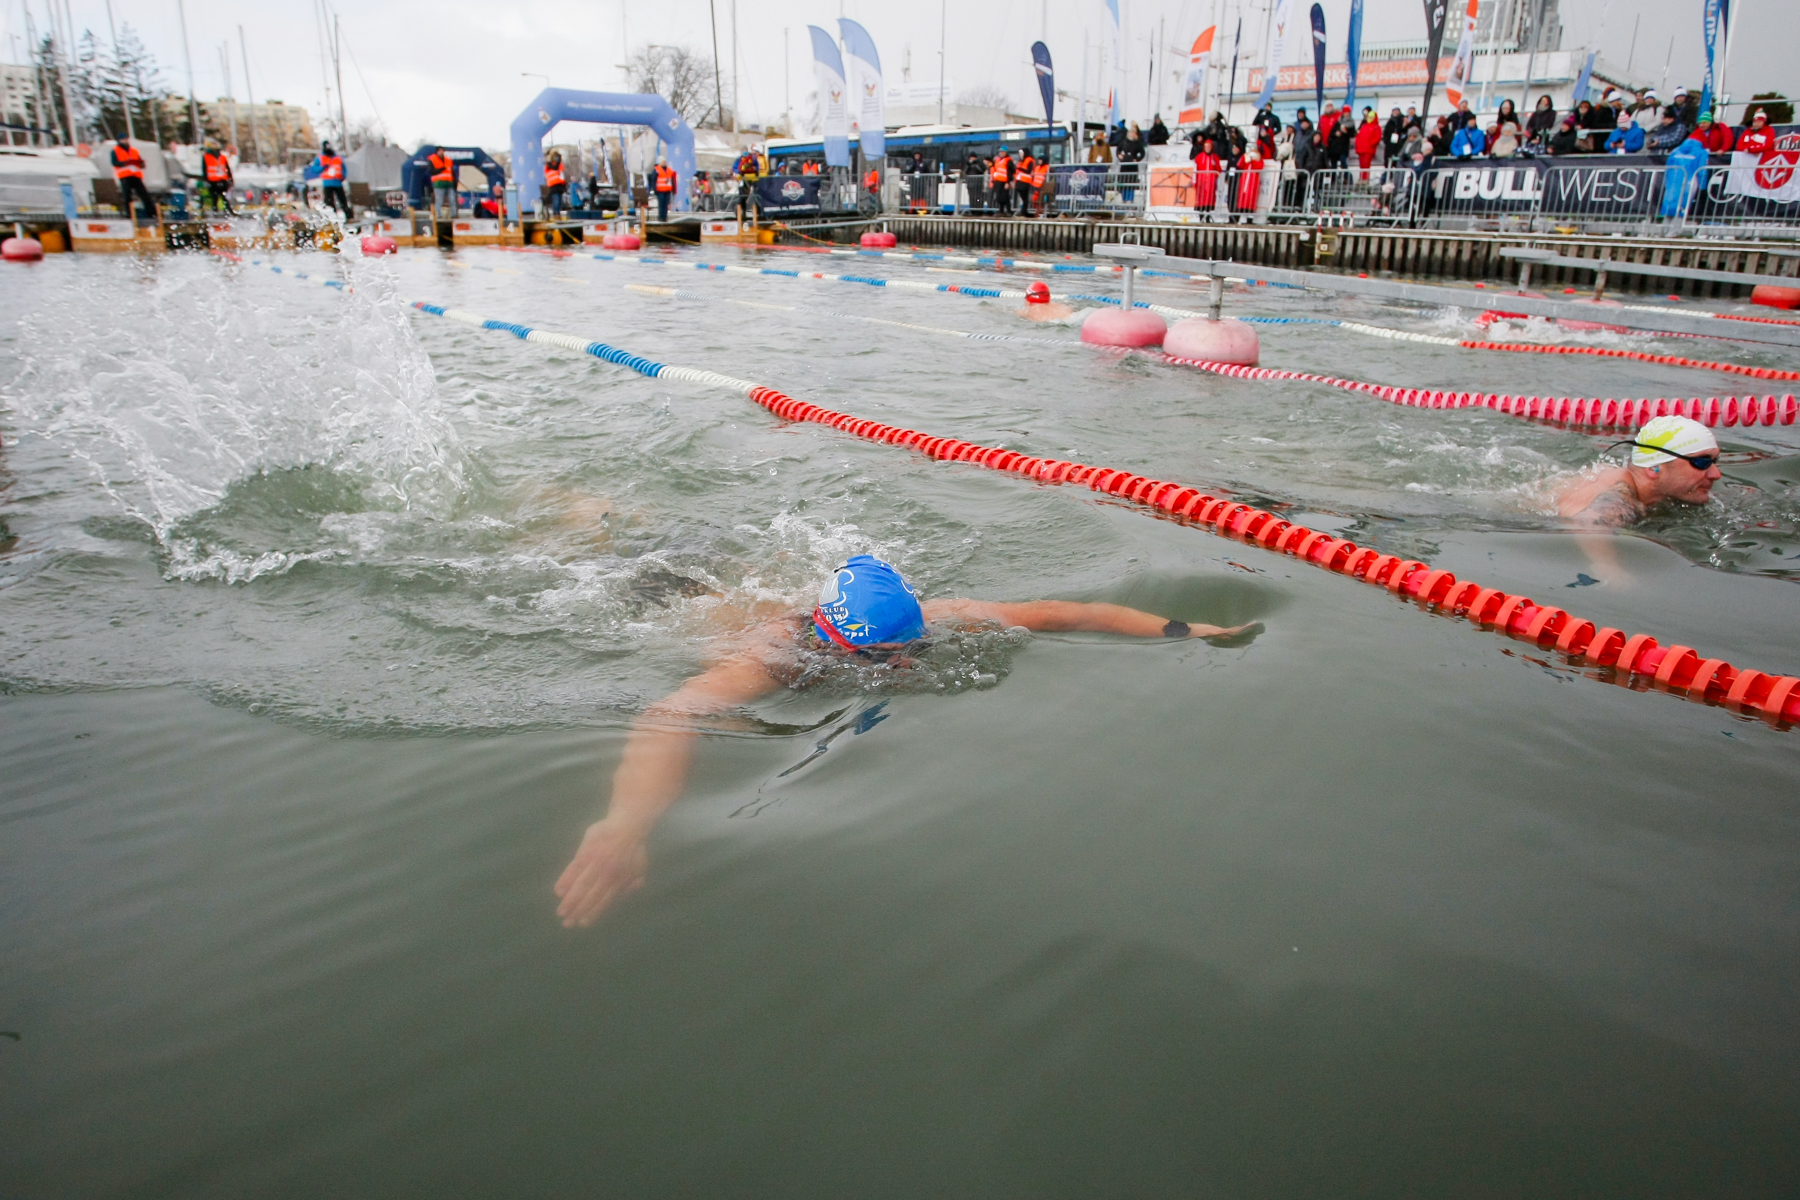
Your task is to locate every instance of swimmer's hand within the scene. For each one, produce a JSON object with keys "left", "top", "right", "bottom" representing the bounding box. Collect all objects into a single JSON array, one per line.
[
  {"left": 1191, "top": 621, "right": 1262, "bottom": 645},
  {"left": 555, "top": 817, "right": 649, "bottom": 927}
]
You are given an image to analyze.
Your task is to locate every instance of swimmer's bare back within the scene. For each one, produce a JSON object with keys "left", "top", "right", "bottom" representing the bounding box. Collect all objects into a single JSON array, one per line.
[{"left": 1555, "top": 467, "right": 1647, "bottom": 528}]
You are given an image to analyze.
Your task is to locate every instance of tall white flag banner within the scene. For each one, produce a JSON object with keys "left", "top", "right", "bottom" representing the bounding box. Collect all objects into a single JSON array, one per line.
[
  {"left": 808, "top": 25, "right": 851, "bottom": 168},
  {"left": 1177, "top": 27, "right": 1217, "bottom": 126},
  {"left": 1105, "top": 0, "right": 1122, "bottom": 129},
  {"left": 1254, "top": 0, "right": 1295, "bottom": 110},
  {"left": 838, "top": 18, "right": 885, "bottom": 160},
  {"left": 1444, "top": 0, "right": 1479, "bottom": 109},
  {"left": 1440, "top": 0, "right": 1483, "bottom": 108}
]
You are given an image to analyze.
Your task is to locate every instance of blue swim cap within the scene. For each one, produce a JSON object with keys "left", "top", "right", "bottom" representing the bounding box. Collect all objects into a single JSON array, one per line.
[{"left": 813, "top": 554, "right": 925, "bottom": 648}]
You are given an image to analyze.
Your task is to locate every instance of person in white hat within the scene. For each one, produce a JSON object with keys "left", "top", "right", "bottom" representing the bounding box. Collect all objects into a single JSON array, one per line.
[{"left": 1555, "top": 416, "right": 1723, "bottom": 526}]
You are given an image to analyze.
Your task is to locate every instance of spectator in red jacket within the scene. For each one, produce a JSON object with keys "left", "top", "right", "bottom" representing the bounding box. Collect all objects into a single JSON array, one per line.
[
  {"left": 1696, "top": 112, "right": 1735, "bottom": 153},
  {"left": 1354, "top": 109, "right": 1382, "bottom": 178},
  {"left": 1737, "top": 108, "right": 1774, "bottom": 156},
  {"left": 1192, "top": 139, "right": 1224, "bottom": 212}
]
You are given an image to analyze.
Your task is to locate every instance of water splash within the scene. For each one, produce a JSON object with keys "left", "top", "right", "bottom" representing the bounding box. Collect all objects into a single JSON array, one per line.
[{"left": 3, "top": 254, "right": 464, "bottom": 580}]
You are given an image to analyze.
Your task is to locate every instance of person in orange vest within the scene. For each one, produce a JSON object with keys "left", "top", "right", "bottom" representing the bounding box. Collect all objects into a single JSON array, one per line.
[
  {"left": 543, "top": 151, "right": 569, "bottom": 217},
  {"left": 988, "top": 148, "right": 1013, "bottom": 216},
  {"left": 200, "top": 139, "right": 235, "bottom": 215},
  {"left": 1028, "top": 157, "right": 1051, "bottom": 217},
  {"left": 110, "top": 133, "right": 155, "bottom": 223},
  {"left": 652, "top": 155, "right": 678, "bottom": 222},
  {"left": 733, "top": 147, "right": 763, "bottom": 223},
  {"left": 801, "top": 160, "right": 821, "bottom": 175},
  {"left": 1012, "top": 151, "right": 1037, "bottom": 216},
  {"left": 311, "top": 142, "right": 349, "bottom": 218},
  {"left": 427, "top": 146, "right": 456, "bottom": 219}
]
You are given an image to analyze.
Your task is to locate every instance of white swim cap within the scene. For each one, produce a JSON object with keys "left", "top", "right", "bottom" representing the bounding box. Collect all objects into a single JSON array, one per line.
[{"left": 1631, "top": 415, "right": 1717, "bottom": 468}]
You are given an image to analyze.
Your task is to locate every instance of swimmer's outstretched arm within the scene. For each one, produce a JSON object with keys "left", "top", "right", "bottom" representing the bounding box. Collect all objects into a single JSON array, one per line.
[
  {"left": 555, "top": 645, "right": 784, "bottom": 928},
  {"left": 923, "top": 597, "right": 1254, "bottom": 639}
]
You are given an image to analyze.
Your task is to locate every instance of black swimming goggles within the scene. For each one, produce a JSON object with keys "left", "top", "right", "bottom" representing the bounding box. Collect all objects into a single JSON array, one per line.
[{"left": 1612, "top": 441, "right": 1720, "bottom": 472}]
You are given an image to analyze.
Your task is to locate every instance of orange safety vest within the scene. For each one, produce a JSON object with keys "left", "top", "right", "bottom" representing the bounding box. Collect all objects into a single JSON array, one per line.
[
  {"left": 428, "top": 151, "right": 455, "bottom": 183},
  {"left": 1032, "top": 162, "right": 1049, "bottom": 188},
  {"left": 802, "top": 161, "right": 820, "bottom": 175},
  {"left": 1015, "top": 155, "right": 1035, "bottom": 183},
  {"left": 319, "top": 153, "right": 343, "bottom": 182},
  {"left": 989, "top": 153, "right": 1012, "bottom": 185},
  {"left": 654, "top": 164, "right": 678, "bottom": 193},
  {"left": 544, "top": 163, "right": 566, "bottom": 188},
  {"left": 863, "top": 168, "right": 878, "bottom": 191},
  {"left": 112, "top": 143, "right": 144, "bottom": 180},
  {"left": 203, "top": 150, "right": 231, "bottom": 182}
]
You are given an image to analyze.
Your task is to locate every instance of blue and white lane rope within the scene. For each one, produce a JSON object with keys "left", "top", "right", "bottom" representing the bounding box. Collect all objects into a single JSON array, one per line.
[
  {"left": 499, "top": 249, "right": 1473, "bottom": 344},
  {"left": 408, "top": 301, "right": 760, "bottom": 393},
  {"left": 246, "top": 250, "right": 1466, "bottom": 351}
]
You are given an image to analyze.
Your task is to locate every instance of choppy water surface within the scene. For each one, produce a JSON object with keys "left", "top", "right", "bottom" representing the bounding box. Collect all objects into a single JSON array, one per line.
[{"left": 2, "top": 245, "right": 1798, "bottom": 1196}]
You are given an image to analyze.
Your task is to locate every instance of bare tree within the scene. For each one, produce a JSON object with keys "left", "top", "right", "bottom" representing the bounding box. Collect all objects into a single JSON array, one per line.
[
  {"left": 625, "top": 44, "right": 731, "bottom": 128},
  {"left": 955, "top": 85, "right": 1014, "bottom": 111}
]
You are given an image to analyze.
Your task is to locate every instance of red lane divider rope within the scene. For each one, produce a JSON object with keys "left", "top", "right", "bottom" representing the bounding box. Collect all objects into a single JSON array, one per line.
[
  {"left": 1159, "top": 353, "right": 1799, "bottom": 431},
  {"left": 739, "top": 381, "right": 1800, "bottom": 727},
  {"left": 1461, "top": 337, "right": 1800, "bottom": 382}
]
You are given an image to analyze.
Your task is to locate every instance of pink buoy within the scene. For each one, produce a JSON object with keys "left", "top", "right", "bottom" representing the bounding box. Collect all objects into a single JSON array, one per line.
[
  {"left": 1161, "top": 315, "right": 1258, "bottom": 363},
  {"left": 2, "top": 236, "right": 44, "bottom": 262},
  {"left": 859, "top": 231, "right": 881, "bottom": 247},
  {"left": 876, "top": 231, "right": 898, "bottom": 247},
  {"left": 1082, "top": 306, "right": 1168, "bottom": 348},
  {"left": 359, "top": 235, "right": 397, "bottom": 255},
  {"left": 610, "top": 233, "right": 642, "bottom": 250}
]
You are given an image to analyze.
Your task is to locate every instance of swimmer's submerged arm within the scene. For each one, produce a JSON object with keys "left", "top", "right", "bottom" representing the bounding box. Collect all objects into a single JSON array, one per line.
[
  {"left": 555, "top": 651, "right": 782, "bottom": 928},
  {"left": 923, "top": 598, "right": 1252, "bottom": 639}
]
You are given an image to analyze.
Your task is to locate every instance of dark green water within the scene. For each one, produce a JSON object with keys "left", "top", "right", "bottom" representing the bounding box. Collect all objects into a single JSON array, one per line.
[{"left": 1, "top": 249, "right": 1797, "bottom": 1197}]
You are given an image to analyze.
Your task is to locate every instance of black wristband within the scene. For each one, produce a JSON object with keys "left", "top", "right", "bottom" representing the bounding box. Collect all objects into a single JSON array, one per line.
[{"left": 1163, "top": 620, "right": 1190, "bottom": 638}]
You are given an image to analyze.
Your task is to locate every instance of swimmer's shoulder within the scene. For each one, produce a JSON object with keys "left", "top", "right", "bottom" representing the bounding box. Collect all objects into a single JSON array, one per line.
[{"left": 1558, "top": 469, "right": 1644, "bottom": 527}]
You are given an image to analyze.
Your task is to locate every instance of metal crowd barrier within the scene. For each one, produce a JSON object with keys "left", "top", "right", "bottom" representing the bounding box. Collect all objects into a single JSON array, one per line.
[{"left": 892, "top": 154, "right": 1800, "bottom": 233}]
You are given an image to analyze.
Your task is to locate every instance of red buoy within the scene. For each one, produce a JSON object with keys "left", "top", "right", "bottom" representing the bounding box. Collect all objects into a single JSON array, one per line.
[
  {"left": 2, "top": 236, "right": 45, "bottom": 262},
  {"left": 359, "top": 235, "right": 397, "bottom": 255},
  {"left": 1751, "top": 285, "right": 1800, "bottom": 310}
]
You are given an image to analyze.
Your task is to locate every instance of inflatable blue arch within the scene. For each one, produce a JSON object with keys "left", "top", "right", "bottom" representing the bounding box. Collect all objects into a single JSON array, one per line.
[{"left": 509, "top": 89, "right": 697, "bottom": 215}]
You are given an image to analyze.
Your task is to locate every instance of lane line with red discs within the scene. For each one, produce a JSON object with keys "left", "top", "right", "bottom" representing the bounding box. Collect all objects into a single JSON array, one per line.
[
  {"left": 1161, "top": 354, "right": 1799, "bottom": 432},
  {"left": 1458, "top": 337, "right": 1800, "bottom": 382},
  {"left": 405, "top": 298, "right": 1800, "bottom": 727}
]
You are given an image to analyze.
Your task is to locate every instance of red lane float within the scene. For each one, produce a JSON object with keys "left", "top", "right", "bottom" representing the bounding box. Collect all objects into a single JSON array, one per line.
[
  {"left": 1751, "top": 285, "right": 1800, "bottom": 310},
  {"left": 739, "top": 383, "right": 1800, "bottom": 727},
  {"left": 1461, "top": 337, "right": 1800, "bottom": 382},
  {"left": 1161, "top": 353, "right": 1799, "bottom": 431}
]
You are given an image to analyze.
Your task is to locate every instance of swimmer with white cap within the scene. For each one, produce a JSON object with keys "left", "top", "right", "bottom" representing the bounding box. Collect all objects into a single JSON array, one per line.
[
  {"left": 1554, "top": 415, "right": 1723, "bottom": 527},
  {"left": 1015, "top": 280, "right": 1078, "bottom": 322},
  {"left": 554, "top": 554, "right": 1259, "bottom": 926}
]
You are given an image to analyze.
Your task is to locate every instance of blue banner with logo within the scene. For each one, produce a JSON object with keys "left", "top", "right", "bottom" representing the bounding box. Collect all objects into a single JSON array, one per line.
[
  {"left": 1310, "top": 5, "right": 1327, "bottom": 119},
  {"left": 1344, "top": 0, "right": 1364, "bottom": 115},
  {"left": 1700, "top": 0, "right": 1730, "bottom": 118},
  {"left": 756, "top": 175, "right": 823, "bottom": 215},
  {"left": 1031, "top": 42, "right": 1055, "bottom": 132}
]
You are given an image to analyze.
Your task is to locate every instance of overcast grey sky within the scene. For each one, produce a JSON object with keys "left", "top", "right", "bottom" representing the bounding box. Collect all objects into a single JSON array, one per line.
[{"left": 4, "top": 0, "right": 1790, "bottom": 148}]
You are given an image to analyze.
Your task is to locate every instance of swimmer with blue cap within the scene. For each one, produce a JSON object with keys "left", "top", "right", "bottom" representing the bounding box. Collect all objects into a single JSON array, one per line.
[
  {"left": 1555, "top": 415, "right": 1723, "bottom": 527},
  {"left": 554, "top": 554, "right": 1258, "bottom": 927}
]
